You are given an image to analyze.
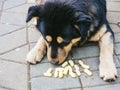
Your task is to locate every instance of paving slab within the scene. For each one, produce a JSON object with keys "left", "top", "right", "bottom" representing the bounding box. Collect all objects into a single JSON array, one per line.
[
  {"left": 107, "top": 12, "right": 120, "bottom": 24},
  {"left": 30, "top": 62, "right": 59, "bottom": 78},
  {"left": 70, "top": 88, "right": 82, "bottom": 90},
  {"left": 5, "top": 3, "right": 34, "bottom": 14},
  {"left": 118, "top": 55, "right": 120, "bottom": 62},
  {"left": 80, "top": 69, "right": 120, "bottom": 88},
  {"left": 84, "top": 83, "right": 120, "bottom": 90},
  {"left": 0, "top": 60, "right": 27, "bottom": 90},
  {"left": 72, "top": 45, "right": 99, "bottom": 59},
  {"left": 110, "top": 24, "right": 120, "bottom": 33},
  {"left": 0, "top": 29, "right": 26, "bottom": 54},
  {"left": 107, "top": 2, "right": 120, "bottom": 12},
  {"left": 1, "top": 12, "right": 26, "bottom": 26},
  {"left": 0, "top": 1, "right": 3, "bottom": 9},
  {"left": 28, "top": 27, "right": 41, "bottom": 43},
  {"left": 0, "top": 45, "right": 29, "bottom": 63},
  {"left": 75, "top": 55, "right": 120, "bottom": 71},
  {"left": 0, "top": 87, "right": 9, "bottom": 90},
  {"left": 31, "top": 77, "right": 80, "bottom": 90},
  {"left": 115, "top": 43, "right": 120, "bottom": 55},
  {"left": 3, "top": 0, "right": 26, "bottom": 10},
  {"left": 114, "top": 33, "right": 120, "bottom": 43},
  {"left": 0, "top": 23, "right": 21, "bottom": 36}
]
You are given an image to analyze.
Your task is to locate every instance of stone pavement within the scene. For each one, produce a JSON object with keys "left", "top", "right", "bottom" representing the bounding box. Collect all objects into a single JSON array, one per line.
[{"left": 0, "top": 0, "right": 120, "bottom": 90}]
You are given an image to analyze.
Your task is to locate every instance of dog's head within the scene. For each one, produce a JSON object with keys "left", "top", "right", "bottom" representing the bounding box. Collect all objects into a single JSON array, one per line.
[{"left": 26, "top": 1, "right": 92, "bottom": 64}]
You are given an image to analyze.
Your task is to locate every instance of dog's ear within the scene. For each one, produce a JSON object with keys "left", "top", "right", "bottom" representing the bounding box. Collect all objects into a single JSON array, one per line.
[
  {"left": 74, "top": 12, "right": 92, "bottom": 38},
  {"left": 26, "top": 5, "right": 43, "bottom": 22}
]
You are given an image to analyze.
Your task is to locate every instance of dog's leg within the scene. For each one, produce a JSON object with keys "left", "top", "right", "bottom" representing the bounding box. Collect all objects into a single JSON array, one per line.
[
  {"left": 99, "top": 32, "right": 117, "bottom": 81},
  {"left": 26, "top": 37, "right": 46, "bottom": 64}
]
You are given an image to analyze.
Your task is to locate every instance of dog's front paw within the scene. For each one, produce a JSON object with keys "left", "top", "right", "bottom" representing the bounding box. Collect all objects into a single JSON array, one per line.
[
  {"left": 99, "top": 63, "right": 118, "bottom": 81},
  {"left": 26, "top": 48, "right": 46, "bottom": 64}
]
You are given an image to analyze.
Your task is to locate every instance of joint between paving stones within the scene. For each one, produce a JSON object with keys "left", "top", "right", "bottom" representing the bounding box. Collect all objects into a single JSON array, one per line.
[
  {"left": 0, "top": 57, "right": 27, "bottom": 65},
  {"left": 78, "top": 77, "right": 84, "bottom": 90},
  {"left": 0, "top": 43, "right": 28, "bottom": 55},
  {"left": 27, "top": 39, "right": 32, "bottom": 90},
  {"left": 0, "top": 26, "right": 26, "bottom": 37},
  {"left": 0, "top": 84, "right": 15, "bottom": 90},
  {"left": 0, "top": 0, "right": 4, "bottom": 21}
]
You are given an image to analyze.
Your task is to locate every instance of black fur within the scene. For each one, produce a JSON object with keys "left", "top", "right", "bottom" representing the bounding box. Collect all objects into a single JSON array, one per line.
[{"left": 26, "top": 0, "right": 113, "bottom": 59}]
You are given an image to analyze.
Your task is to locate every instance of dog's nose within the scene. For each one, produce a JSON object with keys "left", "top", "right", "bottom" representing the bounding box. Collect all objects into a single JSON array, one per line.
[{"left": 51, "top": 52, "right": 57, "bottom": 58}]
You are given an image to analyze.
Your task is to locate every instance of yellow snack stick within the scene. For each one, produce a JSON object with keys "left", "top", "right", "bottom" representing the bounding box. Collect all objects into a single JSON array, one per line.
[
  {"left": 78, "top": 60, "right": 90, "bottom": 69},
  {"left": 84, "top": 69, "right": 92, "bottom": 76},
  {"left": 44, "top": 72, "right": 52, "bottom": 77},
  {"left": 69, "top": 71, "right": 76, "bottom": 78},
  {"left": 75, "top": 70, "right": 81, "bottom": 76},
  {"left": 62, "top": 61, "right": 68, "bottom": 67},
  {"left": 68, "top": 60, "right": 74, "bottom": 67},
  {"left": 63, "top": 66, "right": 69, "bottom": 75},
  {"left": 47, "top": 68, "right": 53, "bottom": 73}
]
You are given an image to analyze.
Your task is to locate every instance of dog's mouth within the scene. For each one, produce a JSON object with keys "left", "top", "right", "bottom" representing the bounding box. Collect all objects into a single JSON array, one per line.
[
  {"left": 47, "top": 48, "right": 68, "bottom": 65},
  {"left": 45, "top": 37, "right": 81, "bottom": 65},
  {"left": 46, "top": 44, "right": 72, "bottom": 65}
]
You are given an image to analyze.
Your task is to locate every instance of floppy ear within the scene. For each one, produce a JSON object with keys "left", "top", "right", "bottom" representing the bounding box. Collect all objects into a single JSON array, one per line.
[
  {"left": 26, "top": 5, "right": 43, "bottom": 22},
  {"left": 74, "top": 12, "right": 92, "bottom": 38}
]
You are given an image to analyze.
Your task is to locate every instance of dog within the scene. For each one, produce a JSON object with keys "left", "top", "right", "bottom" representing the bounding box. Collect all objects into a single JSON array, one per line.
[{"left": 26, "top": 0, "right": 118, "bottom": 81}]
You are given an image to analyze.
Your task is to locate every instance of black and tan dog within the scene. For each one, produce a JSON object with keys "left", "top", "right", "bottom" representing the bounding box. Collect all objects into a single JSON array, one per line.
[{"left": 26, "top": 0, "right": 118, "bottom": 81}]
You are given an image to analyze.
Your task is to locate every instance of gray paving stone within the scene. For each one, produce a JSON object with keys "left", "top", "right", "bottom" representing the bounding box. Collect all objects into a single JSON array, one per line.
[
  {"left": 31, "top": 77, "right": 80, "bottom": 90},
  {"left": 107, "top": 2, "right": 120, "bottom": 12},
  {"left": 0, "top": 60, "right": 27, "bottom": 90},
  {"left": 0, "top": 87, "right": 8, "bottom": 90},
  {"left": 3, "top": 0, "right": 26, "bottom": 10},
  {"left": 0, "top": 1, "right": 3, "bottom": 8},
  {"left": 28, "top": 27, "right": 41, "bottom": 43},
  {"left": 115, "top": 43, "right": 120, "bottom": 55},
  {"left": 72, "top": 45, "right": 99, "bottom": 59},
  {"left": 5, "top": 3, "right": 34, "bottom": 14},
  {"left": 0, "top": 23, "right": 21, "bottom": 36},
  {"left": 0, "top": 45, "right": 28, "bottom": 63},
  {"left": 30, "top": 62, "right": 58, "bottom": 78},
  {"left": 108, "top": 0, "right": 120, "bottom": 1},
  {"left": 70, "top": 88, "right": 82, "bottom": 90},
  {"left": 107, "top": 12, "right": 120, "bottom": 24},
  {"left": 0, "top": 29, "right": 26, "bottom": 54},
  {"left": 84, "top": 84, "right": 120, "bottom": 90},
  {"left": 76, "top": 56, "right": 120, "bottom": 71},
  {"left": 115, "top": 33, "right": 120, "bottom": 43},
  {"left": 1, "top": 12, "right": 26, "bottom": 26},
  {"left": 27, "top": 0, "right": 36, "bottom": 4},
  {"left": 118, "top": 55, "right": 120, "bottom": 62},
  {"left": 80, "top": 69, "right": 120, "bottom": 87},
  {"left": 110, "top": 24, "right": 120, "bottom": 33}
]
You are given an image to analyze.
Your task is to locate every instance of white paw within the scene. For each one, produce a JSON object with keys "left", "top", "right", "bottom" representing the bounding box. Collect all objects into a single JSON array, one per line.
[
  {"left": 99, "top": 63, "right": 118, "bottom": 81},
  {"left": 26, "top": 48, "right": 46, "bottom": 64}
]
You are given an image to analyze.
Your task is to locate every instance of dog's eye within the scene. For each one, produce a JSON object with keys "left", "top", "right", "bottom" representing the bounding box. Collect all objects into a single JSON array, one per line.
[
  {"left": 46, "top": 35, "right": 52, "bottom": 42},
  {"left": 57, "top": 36, "right": 70, "bottom": 45},
  {"left": 57, "top": 36, "right": 63, "bottom": 44}
]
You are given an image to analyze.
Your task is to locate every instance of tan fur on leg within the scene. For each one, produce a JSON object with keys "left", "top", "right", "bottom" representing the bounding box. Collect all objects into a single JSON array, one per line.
[
  {"left": 26, "top": 37, "right": 46, "bottom": 64},
  {"left": 99, "top": 32, "right": 117, "bottom": 81}
]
